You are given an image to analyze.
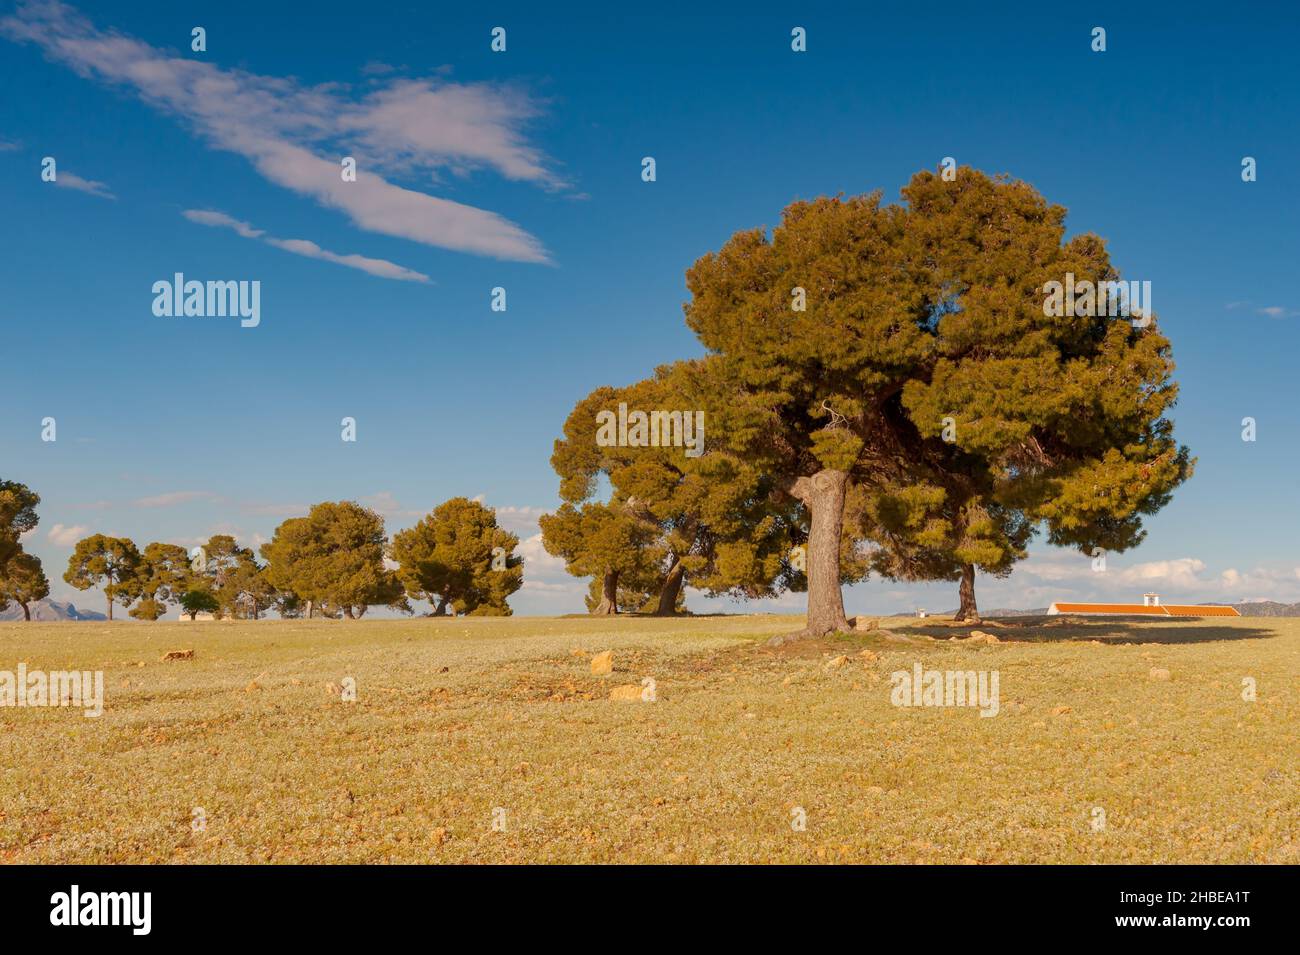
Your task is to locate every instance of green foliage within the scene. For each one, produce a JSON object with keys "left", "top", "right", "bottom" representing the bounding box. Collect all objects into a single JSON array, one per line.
[
  {"left": 543, "top": 360, "right": 801, "bottom": 613},
  {"left": 131, "top": 542, "right": 192, "bottom": 619},
  {"left": 261, "top": 502, "right": 407, "bottom": 617},
  {"left": 0, "top": 479, "right": 40, "bottom": 573},
  {"left": 0, "top": 549, "right": 50, "bottom": 619},
  {"left": 63, "top": 534, "right": 143, "bottom": 620},
  {"left": 683, "top": 167, "right": 1192, "bottom": 609},
  {"left": 179, "top": 589, "right": 219, "bottom": 619},
  {"left": 390, "top": 497, "right": 523, "bottom": 616}
]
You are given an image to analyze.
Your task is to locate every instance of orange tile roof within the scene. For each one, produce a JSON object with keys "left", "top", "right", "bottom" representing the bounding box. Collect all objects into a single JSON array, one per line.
[
  {"left": 1050, "top": 602, "right": 1240, "bottom": 617},
  {"left": 1164, "top": 604, "right": 1240, "bottom": 617},
  {"left": 1052, "top": 603, "right": 1166, "bottom": 614}
]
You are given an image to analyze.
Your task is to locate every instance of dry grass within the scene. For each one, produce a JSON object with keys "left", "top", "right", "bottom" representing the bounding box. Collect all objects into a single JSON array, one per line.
[{"left": 1, "top": 613, "right": 1296, "bottom": 863}]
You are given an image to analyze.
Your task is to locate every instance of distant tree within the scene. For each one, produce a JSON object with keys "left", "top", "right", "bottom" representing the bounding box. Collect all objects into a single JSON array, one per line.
[
  {"left": 390, "top": 497, "right": 523, "bottom": 616},
  {"left": 178, "top": 589, "right": 219, "bottom": 621},
  {"left": 539, "top": 502, "right": 662, "bottom": 614},
  {"left": 544, "top": 362, "right": 805, "bottom": 615},
  {"left": 63, "top": 534, "right": 142, "bottom": 621},
  {"left": 0, "top": 550, "right": 50, "bottom": 621},
  {"left": 261, "top": 502, "right": 408, "bottom": 618},
  {"left": 0, "top": 479, "right": 40, "bottom": 575},
  {"left": 192, "top": 535, "right": 259, "bottom": 618},
  {"left": 272, "top": 590, "right": 304, "bottom": 619},
  {"left": 129, "top": 542, "right": 192, "bottom": 620}
]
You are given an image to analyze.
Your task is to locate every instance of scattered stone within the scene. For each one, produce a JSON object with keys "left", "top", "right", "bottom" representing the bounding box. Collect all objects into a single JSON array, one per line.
[
  {"left": 609, "top": 684, "right": 644, "bottom": 702},
  {"left": 569, "top": 647, "right": 587, "bottom": 657},
  {"left": 1149, "top": 667, "right": 1171, "bottom": 681},
  {"left": 851, "top": 616, "right": 879, "bottom": 632},
  {"left": 160, "top": 649, "right": 195, "bottom": 662},
  {"left": 432, "top": 827, "right": 447, "bottom": 847},
  {"left": 590, "top": 650, "right": 613, "bottom": 675},
  {"left": 968, "top": 630, "right": 1001, "bottom": 644},
  {"left": 1051, "top": 705, "right": 1072, "bottom": 716},
  {"left": 859, "top": 649, "right": 879, "bottom": 662},
  {"left": 824, "top": 655, "right": 848, "bottom": 670}
]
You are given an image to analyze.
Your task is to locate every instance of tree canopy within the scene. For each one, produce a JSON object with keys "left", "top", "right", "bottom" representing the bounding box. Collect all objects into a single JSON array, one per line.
[
  {"left": 389, "top": 497, "right": 522, "bottom": 616},
  {"left": 683, "top": 167, "right": 1191, "bottom": 632},
  {"left": 0, "top": 549, "right": 50, "bottom": 621},
  {"left": 63, "top": 534, "right": 143, "bottom": 621},
  {"left": 261, "top": 502, "right": 407, "bottom": 618}
]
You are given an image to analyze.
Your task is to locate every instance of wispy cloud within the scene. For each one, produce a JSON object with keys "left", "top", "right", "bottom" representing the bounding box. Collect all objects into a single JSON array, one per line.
[
  {"left": 3, "top": 0, "right": 560, "bottom": 261},
  {"left": 1256, "top": 306, "right": 1299, "bottom": 319},
  {"left": 47, "top": 522, "right": 88, "bottom": 546},
  {"left": 55, "top": 170, "right": 115, "bottom": 199},
  {"left": 0, "top": 137, "right": 20, "bottom": 151},
  {"left": 183, "top": 209, "right": 430, "bottom": 282},
  {"left": 132, "top": 490, "right": 220, "bottom": 508}
]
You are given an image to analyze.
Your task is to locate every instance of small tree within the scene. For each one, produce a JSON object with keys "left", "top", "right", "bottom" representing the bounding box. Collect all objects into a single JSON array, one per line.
[
  {"left": 130, "top": 542, "right": 192, "bottom": 620},
  {"left": 261, "top": 502, "right": 407, "bottom": 618},
  {"left": 179, "top": 589, "right": 219, "bottom": 620},
  {"left": 63, "top": 534, "right": 142, "bottom": 621},
  {"left": 390, "top": 498, "right": 523, "bottom": 616},
  {"left": 539, "top": 501, "right": 662, "bottom": 614},
  {"left": 0, "top": 550, "right": 49, "bottom": 621}
]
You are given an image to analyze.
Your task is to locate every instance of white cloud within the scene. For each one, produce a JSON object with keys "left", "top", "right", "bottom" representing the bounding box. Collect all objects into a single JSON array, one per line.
[
  {"left": 47, "top": 523, "right": 88, "bottom": 546},
  {"left": 133, "top": 490, "right": 218, "bottom": 508},
  {"left": 55, "top": 170, "right": 115, "bottom": 199},
  {"left": 515, "top": 532, "right": 568, "bottom": 580},
  {"left": 1257, "top": 306, "right": 1299, "bottom": 319},
  {"left": 3, "top": 1, "right": 556, "bottom": 261},
  {"left": 182, "top": 209, "right": 263, "bottom": 238},
  {"left": 264, "top": 236, "right": 428, "bottom": 282},
  {"left": 184, "top": 208, "right": 429, "bottom": 282},
  {"left": 493, "top": 505, "right": 549, "bottom": 535}
]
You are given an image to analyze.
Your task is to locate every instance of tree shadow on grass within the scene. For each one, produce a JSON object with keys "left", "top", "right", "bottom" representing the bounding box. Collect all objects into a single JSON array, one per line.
[{"left": 906, "top": 615, "right": 1279, "bottom": 646}]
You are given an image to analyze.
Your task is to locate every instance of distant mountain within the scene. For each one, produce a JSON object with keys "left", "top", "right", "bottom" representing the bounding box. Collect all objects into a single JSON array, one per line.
[
  {"left": 1227, "top": 601, "right": 1300, "bottom": 617},
  {"left": 0, "top": 598, "right": 108, "bottom": 622}
]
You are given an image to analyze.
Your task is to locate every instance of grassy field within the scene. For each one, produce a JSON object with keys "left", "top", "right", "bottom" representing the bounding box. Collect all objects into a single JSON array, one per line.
[{"left": 1, "top": 613, "right": 1295, "bottom": 864}]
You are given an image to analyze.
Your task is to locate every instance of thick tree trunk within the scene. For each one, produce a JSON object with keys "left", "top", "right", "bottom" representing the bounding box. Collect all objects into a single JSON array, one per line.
[
  {"left": 21, "top": 602, "right": 31, "bottom": 622},
  {"left": 954, "top": 563, "right": 980, "bottom": 623},
  {"left": 343, "top": 605, "right": 355, "bottom": 619},
  {"left": 789, "top": 469, "right": 851, "bottom": 638},
  {"left": 434, "top": 596, "right": 449, "bottom": 616},
  {"left": 106, "top": 592, "right": 113, "bottom": 622},
  {"left": 652, "top": 559, "right": 685, "bottom": 616},
  {"left": 593, "top": 570, "right": 618, "bottom": 615},
  {"left": 306, "top": 599, "right": 314, "bottom": 619}
]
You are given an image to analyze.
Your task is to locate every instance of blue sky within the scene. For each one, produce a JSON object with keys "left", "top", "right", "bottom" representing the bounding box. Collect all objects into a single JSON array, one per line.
[{"left": 3, "top": 0, "right": 1299, "bottom": 617}]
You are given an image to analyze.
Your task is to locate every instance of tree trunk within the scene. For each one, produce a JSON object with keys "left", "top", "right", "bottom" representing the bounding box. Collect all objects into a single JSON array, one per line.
[
  {"left": 106, "top": 592, "right": 113, "bottom": 622},
  {"left": 790, "top": 469, "right": 851, "bottom": 637},
  {"left": 652, "top": 559, "right": 686, "bottom": 616},
  {"left": 306, "top": 599, "right": 314, "bottom": 619},
  {"left": 593, "top": 570, "right": 618, "bottom": 615},
  {"left": 343, "top": 605, "right": 355, "bottom": 619},
  {"left": 954, "top": 563, "right": 980, "bottom": 623},
  {"left": 434, "top": 596, "right": 449, "bottom": 616},
  {"left": 21, "top": 602, "right": 31, "bottom": 622}
]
